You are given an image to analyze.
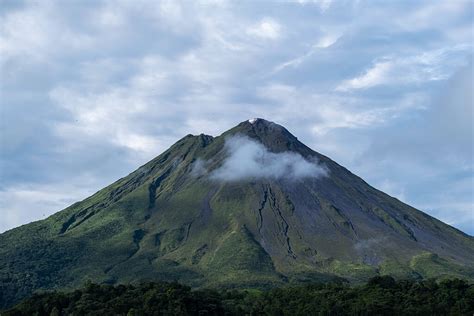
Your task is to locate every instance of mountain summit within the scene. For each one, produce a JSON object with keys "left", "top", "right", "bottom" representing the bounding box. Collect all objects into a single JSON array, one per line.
[{"left": 1, "top": 119, "right": 473, "bottom": 308}]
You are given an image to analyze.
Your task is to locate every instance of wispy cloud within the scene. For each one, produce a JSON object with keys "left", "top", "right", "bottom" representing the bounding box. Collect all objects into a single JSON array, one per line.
[
  {"left": 256, "top": 84, "right": 426, "bottom": 135},
  {"left": 336, "top": 60, "right": 393, "bottom": 91},
  {"left": 246, "top": 18, "right": 282, "bottom": 40},
  {"left": 208, "top": 135, "right": 328, "bottom": 181},
  {"left": 336, "top": 45, "right": 472, "bottom": 91},
  {"left": 271, "top": 33, "right": 341, "bottom": 75}
]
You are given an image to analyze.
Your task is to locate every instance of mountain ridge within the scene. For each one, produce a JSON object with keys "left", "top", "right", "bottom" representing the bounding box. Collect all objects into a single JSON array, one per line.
[{"left": 1, "top": 118, "right": 473, "bottom": 309}]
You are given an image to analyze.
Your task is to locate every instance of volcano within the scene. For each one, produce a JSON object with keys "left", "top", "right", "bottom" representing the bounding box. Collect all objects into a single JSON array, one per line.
[{"left": 1, "top": 118, "right": 473, "bottom": 308}]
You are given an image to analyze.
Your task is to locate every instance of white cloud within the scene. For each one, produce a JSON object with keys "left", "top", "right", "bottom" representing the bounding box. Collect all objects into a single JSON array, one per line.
[
  {"left": 314, "top": 33, "right": 340, "bottom": 48},
  {"left": 271, "top": 32, "right": 340, "bottom": 74},
  {"left": 337, "top": 46, "right": 472, "bottom": 91},
  {"left": 246, "top": 18, "right": 281, "bottom": 40},
  {"left": 337, "top": 60, "right": 393, "bottom": 91},
  {"left": 209, "top": 135, "right": 328, "bottom": 181}
]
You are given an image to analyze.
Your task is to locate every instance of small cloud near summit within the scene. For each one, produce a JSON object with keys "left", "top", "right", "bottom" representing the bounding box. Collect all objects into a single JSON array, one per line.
[
  {"left": 208, "top": 135, "right": 328, "bottom": 181},
  {"left": 246, "top": 118, "right": 273, "bottom": 125}
]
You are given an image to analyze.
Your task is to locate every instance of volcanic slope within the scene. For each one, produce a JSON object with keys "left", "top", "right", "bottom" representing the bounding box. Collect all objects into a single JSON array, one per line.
[{"left": 1, "top": 118, "right": 473, "bottom": 309}]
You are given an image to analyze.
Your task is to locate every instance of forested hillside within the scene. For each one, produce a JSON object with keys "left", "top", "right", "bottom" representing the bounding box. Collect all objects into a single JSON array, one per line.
[{"left": 4, "top": 277, "right": 473, "bottom": 315}]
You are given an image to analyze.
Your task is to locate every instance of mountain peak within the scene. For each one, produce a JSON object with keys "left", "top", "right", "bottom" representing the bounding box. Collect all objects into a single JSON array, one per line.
[
  {"left": 247, "top": 118, "right": 271, "bottom": 125},
  {"left": 245, "top": 118, "right": 280, "bottom": 128},
  {"left": 233, "top": 118, "right": 287, "bottom": 135},
  {"left": 224, "top": 118, "right": 303, "bottom": 154}
]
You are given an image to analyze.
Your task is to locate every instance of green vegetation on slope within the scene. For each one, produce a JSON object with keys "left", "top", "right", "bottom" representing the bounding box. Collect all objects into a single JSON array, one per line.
[
  {"left": 410, "top": 252, "right": 474, "bottom": 280},
  {"left": 206, "top": 226, "right": 282, "bottom": 287},
  {"left": 4, "top": 277, "right": 474, "bottom": 316}
]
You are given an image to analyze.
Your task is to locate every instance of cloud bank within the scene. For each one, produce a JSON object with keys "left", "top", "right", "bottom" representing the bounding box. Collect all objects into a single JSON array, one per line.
[{"left": 209, "top": 136, "right": 327, "bottom": 181}]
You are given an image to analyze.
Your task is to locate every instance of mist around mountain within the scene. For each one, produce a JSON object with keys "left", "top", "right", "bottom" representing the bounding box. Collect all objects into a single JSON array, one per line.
[{"left": 1, "top": 118, "right": 473, "bottom": 309}]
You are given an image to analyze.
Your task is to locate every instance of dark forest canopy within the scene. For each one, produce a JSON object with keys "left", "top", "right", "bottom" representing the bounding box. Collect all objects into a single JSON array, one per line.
[{"left": 3, "top": 276, "right": 474, "bottom": 316}]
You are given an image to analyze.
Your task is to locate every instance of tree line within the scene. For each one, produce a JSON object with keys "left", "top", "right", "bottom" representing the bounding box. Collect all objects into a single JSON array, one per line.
[{"left": 3, "top": 276, "right": 473, "bottom": 315}]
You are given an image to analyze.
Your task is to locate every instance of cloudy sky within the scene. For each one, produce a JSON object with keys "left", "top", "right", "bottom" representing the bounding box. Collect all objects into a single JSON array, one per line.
[{"left": 0, "top": 0, "right": 473, "bottom": 234}]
